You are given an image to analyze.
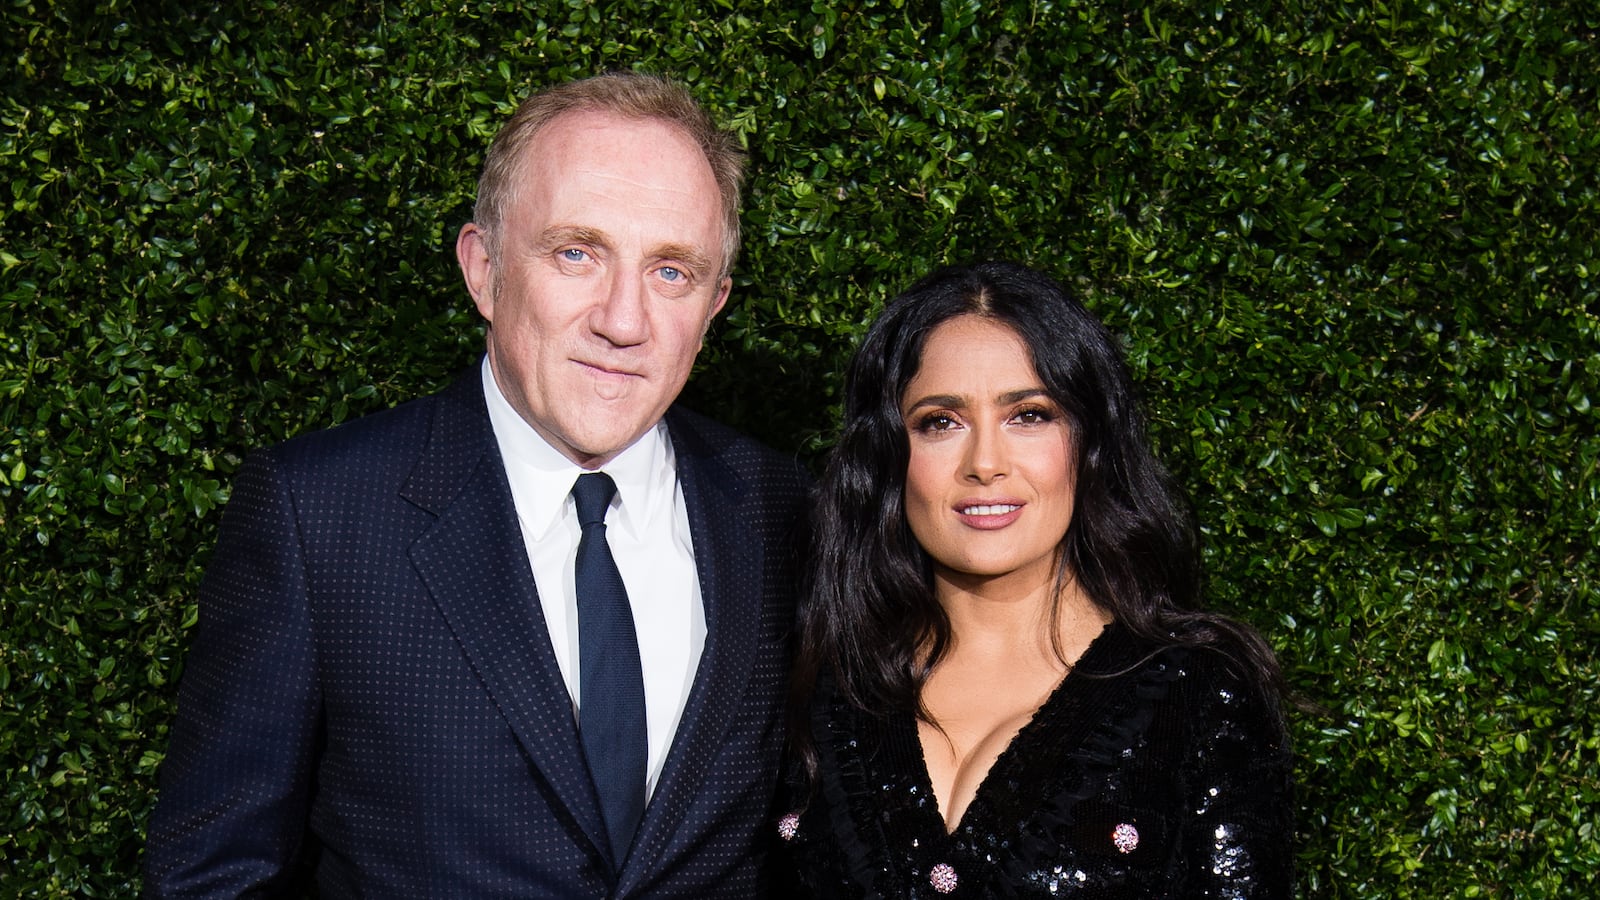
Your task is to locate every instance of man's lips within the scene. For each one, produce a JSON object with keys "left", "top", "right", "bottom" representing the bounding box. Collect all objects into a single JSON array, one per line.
[
  {"left": 574, "top": 359, "right": 645, "bottom": 400},
  {"left": 574, "top": 359, "right": 643, "bottom": 379}
]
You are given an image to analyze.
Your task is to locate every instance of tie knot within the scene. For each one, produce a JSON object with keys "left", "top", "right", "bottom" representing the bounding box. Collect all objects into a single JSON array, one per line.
[{"left": 571, "top": 472, "right": 617, "bottom": 527}]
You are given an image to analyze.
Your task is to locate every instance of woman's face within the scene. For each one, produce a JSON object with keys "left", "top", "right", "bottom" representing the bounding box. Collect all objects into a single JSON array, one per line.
[{"left": 900, "top": 315, "right": 1077, "bottom": 593}]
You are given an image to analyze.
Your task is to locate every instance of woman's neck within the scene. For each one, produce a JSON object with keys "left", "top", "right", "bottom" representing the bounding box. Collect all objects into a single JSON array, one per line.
[{"left": 930, "top": 567, "right": 1108, "bottom": 667}]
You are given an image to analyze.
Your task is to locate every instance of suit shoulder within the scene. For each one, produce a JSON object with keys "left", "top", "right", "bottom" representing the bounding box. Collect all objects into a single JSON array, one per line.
[
  {"left": 667, "top": 405, "right": 812, "bottom": 490},
  {"left": 254, "top": 374, "right": 480, "bottom": 485},
  {"left": 260, "top": 394, "right": 432, "bottom": 468}
]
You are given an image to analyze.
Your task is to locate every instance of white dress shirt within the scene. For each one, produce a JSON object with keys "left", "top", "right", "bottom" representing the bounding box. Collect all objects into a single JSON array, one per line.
[{"left": 482, "top": 359, "right": 705, "bottom": 798}]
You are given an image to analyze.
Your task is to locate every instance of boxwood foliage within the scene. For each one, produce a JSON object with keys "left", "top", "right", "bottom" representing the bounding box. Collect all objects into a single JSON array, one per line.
[{"left": 2, "top": 0, "right": 1596, "bottom": 895}]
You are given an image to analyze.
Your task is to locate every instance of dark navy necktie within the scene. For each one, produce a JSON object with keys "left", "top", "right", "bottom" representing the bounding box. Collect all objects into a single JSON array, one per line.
[{"left": 570, "top": 472, "right": 647, "bottom": 868}]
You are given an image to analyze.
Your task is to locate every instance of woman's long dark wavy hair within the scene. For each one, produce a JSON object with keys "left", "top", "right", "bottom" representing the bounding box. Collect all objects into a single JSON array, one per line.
[{"left": 790, "top": 261, "right": 1282, "bottom": 780}]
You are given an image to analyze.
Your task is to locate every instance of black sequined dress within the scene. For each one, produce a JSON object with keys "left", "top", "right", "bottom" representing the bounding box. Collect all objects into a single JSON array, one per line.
[{"left": 775, "top": 622, "right": 1294, "bottom": 898}]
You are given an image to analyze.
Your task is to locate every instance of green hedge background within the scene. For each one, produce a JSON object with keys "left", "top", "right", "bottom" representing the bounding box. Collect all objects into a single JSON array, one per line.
[{"left": 3, "top": 0, "right": 1597, "bottom": 895}]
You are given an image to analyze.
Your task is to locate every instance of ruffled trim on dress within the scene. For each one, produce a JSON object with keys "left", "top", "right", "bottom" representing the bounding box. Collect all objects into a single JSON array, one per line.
[{"left": 811, "top": 678, "right": 891, "bottom": 898}]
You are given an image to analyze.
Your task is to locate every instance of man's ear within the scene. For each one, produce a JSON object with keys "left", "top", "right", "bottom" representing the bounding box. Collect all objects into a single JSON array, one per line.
[{"left": 456, "top": 223, "right": 494, "bottom": 321}]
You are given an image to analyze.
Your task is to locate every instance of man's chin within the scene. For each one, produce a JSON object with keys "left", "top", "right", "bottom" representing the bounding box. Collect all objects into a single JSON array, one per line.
[{"left": 561, "top": 421, "right": 657, "bottom": 468}]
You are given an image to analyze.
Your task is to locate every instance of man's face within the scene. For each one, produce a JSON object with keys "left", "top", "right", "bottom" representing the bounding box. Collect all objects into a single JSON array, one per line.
[{"left": 457, "top": 110, "right": 731, "bottom": 468}]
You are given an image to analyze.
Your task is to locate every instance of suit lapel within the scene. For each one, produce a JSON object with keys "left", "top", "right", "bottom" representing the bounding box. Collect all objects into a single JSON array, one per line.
[
  {"left": 619, "top": 408, "right": 765, "bottom": 893},
  {"left": 401, "top": 371, "right": 610, "bottom": 864}
]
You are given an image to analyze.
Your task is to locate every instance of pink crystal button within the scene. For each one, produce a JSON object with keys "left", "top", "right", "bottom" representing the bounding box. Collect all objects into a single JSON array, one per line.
[
  {"left": 1112, "top": 822, "right": 1140, "bottom": 854},
  {"left": 929, "top": 861, "right": 958, "bottom": 893},
  {"left": 777, "top": 812, "right": 800, "bottom": 841}
]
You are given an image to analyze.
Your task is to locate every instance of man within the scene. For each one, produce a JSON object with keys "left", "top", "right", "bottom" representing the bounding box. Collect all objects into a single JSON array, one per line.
[{"left": 145, "top": 72, "right": 809, "bottom": 897}]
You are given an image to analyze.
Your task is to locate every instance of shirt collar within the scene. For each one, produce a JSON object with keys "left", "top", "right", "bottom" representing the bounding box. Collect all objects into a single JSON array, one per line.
[{"left": 482, "top": 357, "right": 676, "bottom": 543}]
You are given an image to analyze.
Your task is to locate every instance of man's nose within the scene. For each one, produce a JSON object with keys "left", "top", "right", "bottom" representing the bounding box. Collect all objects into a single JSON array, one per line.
[{"left": 592, "top": 271, "right": 649, "bottom": 346}]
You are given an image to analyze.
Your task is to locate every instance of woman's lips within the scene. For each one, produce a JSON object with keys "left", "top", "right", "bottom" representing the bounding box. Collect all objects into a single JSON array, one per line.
[{"left": 955, "top": 501, "right": 1024, "bottom": 529}]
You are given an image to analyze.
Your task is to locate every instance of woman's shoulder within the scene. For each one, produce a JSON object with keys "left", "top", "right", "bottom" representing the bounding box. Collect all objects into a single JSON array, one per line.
[
  {"left": 1158, "top": 640, "right": 1290, "bottom": 771},
  {"left": 1087, "top": 621, "right": 1288, "bottom": 753}
]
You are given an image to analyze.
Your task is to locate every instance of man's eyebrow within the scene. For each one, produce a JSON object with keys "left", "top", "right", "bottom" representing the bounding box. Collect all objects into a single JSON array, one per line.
[
  {"left": 651, "top": 243, "right": 715, "bottom": 275},
  {"left": 537, "top": 225, "right": 610, "bottom": 251},
  {"left": 533, "top": 228, "right": 714, "bottom": 275}
]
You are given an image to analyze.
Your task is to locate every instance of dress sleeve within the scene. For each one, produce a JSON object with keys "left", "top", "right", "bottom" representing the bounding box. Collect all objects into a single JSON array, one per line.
[
  {"left": 144, "top": 451, "right": 322, "bottom": 897},
  {"left": 1174, "top": 658, "right": 1296, "bottom": 898}
]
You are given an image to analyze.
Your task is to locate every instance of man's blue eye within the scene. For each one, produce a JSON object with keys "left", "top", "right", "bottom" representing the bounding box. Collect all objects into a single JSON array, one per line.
[
  {"left": 660, "top": 266, "right": 682, "bottom": 282},
  {"left": 562, "top": 248, "right": 587, "bottom": 262}
]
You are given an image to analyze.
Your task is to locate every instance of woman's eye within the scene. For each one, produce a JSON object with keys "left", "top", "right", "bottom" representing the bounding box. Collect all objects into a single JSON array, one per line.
[
  {"left": 1013, "top": 407, "right": 1055, "bottom": 424},
  {"left": 916, "top": 413, "right": 957, "bottom": 432}
]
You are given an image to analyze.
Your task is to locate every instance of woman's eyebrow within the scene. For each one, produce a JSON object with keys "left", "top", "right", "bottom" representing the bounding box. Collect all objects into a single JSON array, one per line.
[
  {"left": 902, "top": 393, "right": 967, "bottom": 413},
  {"left": 998, "top": 388, "right": 1049, "bottom": 404},
  {"left": 903, "top": 387, "right": 1049, "bottom": 412}
]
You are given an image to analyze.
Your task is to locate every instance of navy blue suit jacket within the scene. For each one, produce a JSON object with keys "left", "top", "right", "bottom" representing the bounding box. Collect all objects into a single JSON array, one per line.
[{"left": 145, "top": 369, "right": 810, "bottom": 897}]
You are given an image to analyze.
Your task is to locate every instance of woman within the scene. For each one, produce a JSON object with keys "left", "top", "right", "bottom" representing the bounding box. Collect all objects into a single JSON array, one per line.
[{"left": 778, "top": 262, "right": 1293, "bottom": 898}]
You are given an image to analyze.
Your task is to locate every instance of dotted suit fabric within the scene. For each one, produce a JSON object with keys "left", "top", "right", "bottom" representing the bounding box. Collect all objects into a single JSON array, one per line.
[{"left": 145, "top": 368, "right": 811, "bottom": 898}]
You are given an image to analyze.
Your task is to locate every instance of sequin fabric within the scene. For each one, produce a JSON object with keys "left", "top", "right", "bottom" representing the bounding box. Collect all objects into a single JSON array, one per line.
[{"left": 774, "top": 623, "right": 1294, "bottom": 898}]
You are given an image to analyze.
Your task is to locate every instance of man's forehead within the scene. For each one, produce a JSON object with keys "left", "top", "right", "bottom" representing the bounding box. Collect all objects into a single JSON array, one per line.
[
  {"left": 529, "top": 109, "right": 700, "bottom": 163},
  {"left": 514, "top": 115, "right": 710, "bottom": 198}
]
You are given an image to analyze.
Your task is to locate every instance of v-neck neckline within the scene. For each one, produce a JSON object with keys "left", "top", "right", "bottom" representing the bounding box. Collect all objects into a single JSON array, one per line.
[{"left": 897, "top": 621, "right": 1130, "bottom": 837}]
